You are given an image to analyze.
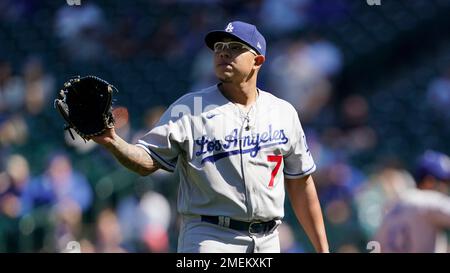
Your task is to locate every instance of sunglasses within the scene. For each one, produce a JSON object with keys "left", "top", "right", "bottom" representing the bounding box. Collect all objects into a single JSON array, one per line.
[{"left": 213, "top": 41, "right": 257, "bottom": 55}]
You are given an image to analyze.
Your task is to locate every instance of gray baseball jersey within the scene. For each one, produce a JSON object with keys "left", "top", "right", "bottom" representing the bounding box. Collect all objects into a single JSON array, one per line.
[
  {"left": 136, "top": 84, "right": 315, "bottom": 222},
  {"left": 374, "top": 188, "right": 450, "bottom": 253}
]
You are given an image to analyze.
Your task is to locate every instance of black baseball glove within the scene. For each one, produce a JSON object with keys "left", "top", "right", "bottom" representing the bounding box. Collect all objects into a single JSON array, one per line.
[{"left": 54, "top": 75, "right": 118, "bottom": 141}]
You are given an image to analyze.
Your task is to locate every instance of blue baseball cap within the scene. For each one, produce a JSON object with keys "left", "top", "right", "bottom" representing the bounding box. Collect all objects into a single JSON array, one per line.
[
  {"left": 415, "top": 150, "right": 450, "bottom": 182},
  {"left": 205, "top": 21, "right": 266, "bottom": 56}
]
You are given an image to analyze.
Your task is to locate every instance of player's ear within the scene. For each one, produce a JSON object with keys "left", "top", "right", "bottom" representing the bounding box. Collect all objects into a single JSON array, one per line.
[{"left": 254, "top": 55, "right": 265, "bottom": 67}]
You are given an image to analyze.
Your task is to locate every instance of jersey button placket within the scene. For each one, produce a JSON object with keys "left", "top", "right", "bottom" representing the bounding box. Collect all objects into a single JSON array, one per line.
[
  {"left": 242, "top": 150, "right": 257, "bottom": 220},
  {"left": 236, "top": 107, "right": 253, "bottom": 222}
]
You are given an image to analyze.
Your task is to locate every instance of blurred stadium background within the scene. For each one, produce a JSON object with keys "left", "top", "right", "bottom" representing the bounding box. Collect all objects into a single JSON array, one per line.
[{"left": 0, "top": 0, "right": 450, "bottom": 253}]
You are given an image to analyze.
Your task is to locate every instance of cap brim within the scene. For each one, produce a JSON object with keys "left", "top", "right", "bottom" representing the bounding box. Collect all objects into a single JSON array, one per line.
[{"left": 205, "top": 31, "right": 260, "bottom": 55}]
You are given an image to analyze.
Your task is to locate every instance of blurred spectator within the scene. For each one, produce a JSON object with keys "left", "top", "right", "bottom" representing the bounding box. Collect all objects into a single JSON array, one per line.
[
  {"left": 112, "top": 106, "right": 132, "bottom": 141},
  {"left": 0, "top": 59, "right": 25, "bottom": 114},
  {"left": 131, "top": 105, "right": 167, "bottom": 144},
  {"left": 22, "top": 56, "right": 55, "bottom": 116},
  {"left": 373, "top": 150, "right": 450, "bottom": 253},
  {"left": 355, "top": 164, "right": 416, "bottom": 239},
  {"left": 104, "top": 12, "right": 140, "bottom": 61},
  {"left": 268, "top": 37, "right": 341, "bottom": 122},
  {"left": 337, "top": 243, "right": 360, "bottom": 253},
  {"left": 0, "top": 0, "right": 39, "bottom": 23},
  {"left": 278, "top": 223, "right": 305, "bottom": 253},
  {"left": 0, "top": 154, "right": 30, "bottom": 252},
  {"left": 140, "top": 192, "right": 171, "bottom": 252},
  {"left": 307, "top": 35, "right": 343, "bottom": 77},
  {"left": 317, "top": 160, "right": 367, "bottom": 206},
  {"left": 181, "top": 9, "right": 213, "bottom": 55},
  {"left": 259, "top": 0, "right": 311, "bottom": 35},
  {"left": 53, "top": 198, "right": 83, "bottom": 253},
  {"left": 427, "top": 66, "right": 450, "bottom": 120},
  {"left": 54, "top": 3, "right": 107, "bottom": 63},
  {"left": 221, "top": 0, "right": 262, "bottom": 23},
  {"left": 0, "top": 154, "right": 30, "bottom": 218},
  {"left": 64, "top": 129, "right": 97, "bottom": 154},
  {"left": 307, "top": 0, "right": 349, "bottom": 25},
  {"left": 21, "top": 152, "right": 93, "bottom": 214},
  {"left": 339, "top": 95, "right": 377, "bottom": 154},
  {"left": 190, "top": 48, "right": 216, "bottom": 90},
  {"left": 118, "top": 190, "right": 172, "bottom": 253},
  {"left": 79, "top": 238, "right": 96, "bottom": 253},
  {"left": 0, "top": 114, "right": 28, "bottom": 147},
  {"left": 95, "top": 208, "right": 127, "bottom": 253},
  {"left": 142, "top": 19, "right": 183, "bottom": 59}
]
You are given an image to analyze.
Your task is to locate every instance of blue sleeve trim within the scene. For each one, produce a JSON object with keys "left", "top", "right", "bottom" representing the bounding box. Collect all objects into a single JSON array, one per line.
[
  {"left": 283, "top": 164, "right": 316, "bottom": 178},
  {"left": 136, "top": 142, "right": 176, "bottom": 171}
]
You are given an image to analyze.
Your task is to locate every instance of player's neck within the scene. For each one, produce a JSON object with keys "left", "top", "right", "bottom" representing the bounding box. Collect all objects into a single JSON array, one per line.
[{"left": 219, "top": 81, "right": 258, "bottom": 110}]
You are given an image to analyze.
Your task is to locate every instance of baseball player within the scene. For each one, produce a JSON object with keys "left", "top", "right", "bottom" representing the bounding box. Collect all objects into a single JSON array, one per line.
[
  {"left": 373, "top": 150, "right": 450, "bottom": 253},
  {"left": 92, "top": 21, "right": 329, "bottom": 253}
]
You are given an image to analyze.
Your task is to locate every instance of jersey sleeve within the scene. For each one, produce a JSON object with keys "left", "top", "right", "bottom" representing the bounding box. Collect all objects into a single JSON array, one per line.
[
  {"left": 136, "top": 105, "right": 188, "bottom": 172},
  {"left": 426, "top": 194, "right": 450, "bottom": 228},
  {"left": 283, "top": 108, "right": 316, "bottom": 179}
]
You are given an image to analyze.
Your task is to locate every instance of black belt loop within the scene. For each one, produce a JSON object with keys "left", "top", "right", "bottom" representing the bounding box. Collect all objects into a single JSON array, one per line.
[{"left": 201, "top": 215, "right": 277, "bottom": 235}]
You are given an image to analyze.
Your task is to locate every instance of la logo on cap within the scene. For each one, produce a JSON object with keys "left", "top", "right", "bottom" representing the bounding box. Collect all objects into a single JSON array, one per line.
[
  {"left": 225, "top": 23, "right": 234, "bottom": 33},
  {"left": 257, "top": 42, "right": 262, "bottom": 49}
]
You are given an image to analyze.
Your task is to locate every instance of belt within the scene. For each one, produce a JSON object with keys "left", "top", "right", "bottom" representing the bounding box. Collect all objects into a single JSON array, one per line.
[{"left": 201, "top": 215, "right": 277, "bottom": 235}]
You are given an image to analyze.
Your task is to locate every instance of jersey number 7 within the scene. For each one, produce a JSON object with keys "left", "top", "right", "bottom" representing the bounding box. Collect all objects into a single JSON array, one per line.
[{"left": 267, "top": 155, "right": 282, "bottom": 188}]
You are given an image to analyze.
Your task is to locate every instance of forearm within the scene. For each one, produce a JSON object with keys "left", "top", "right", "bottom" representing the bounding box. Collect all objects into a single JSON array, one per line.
[
  {"left": 102, "top": 134, "right": 160, "bottom": 176},
  {"left": 286, "top": 175, "right": 329, "bottom": 253}
]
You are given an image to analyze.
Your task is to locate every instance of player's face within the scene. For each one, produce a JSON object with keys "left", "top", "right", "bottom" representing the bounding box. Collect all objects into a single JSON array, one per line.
[{"left": 213, "top": 38, "right": 264, "bottom": 83}]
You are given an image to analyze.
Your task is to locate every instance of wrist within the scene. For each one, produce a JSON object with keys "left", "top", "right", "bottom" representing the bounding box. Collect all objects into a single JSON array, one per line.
[
  {"left": 103, "top": 138, "right": 116, "bottom": 150},
  {"left": 101, "top": 130, "right": 119, "bottom": 150}
]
